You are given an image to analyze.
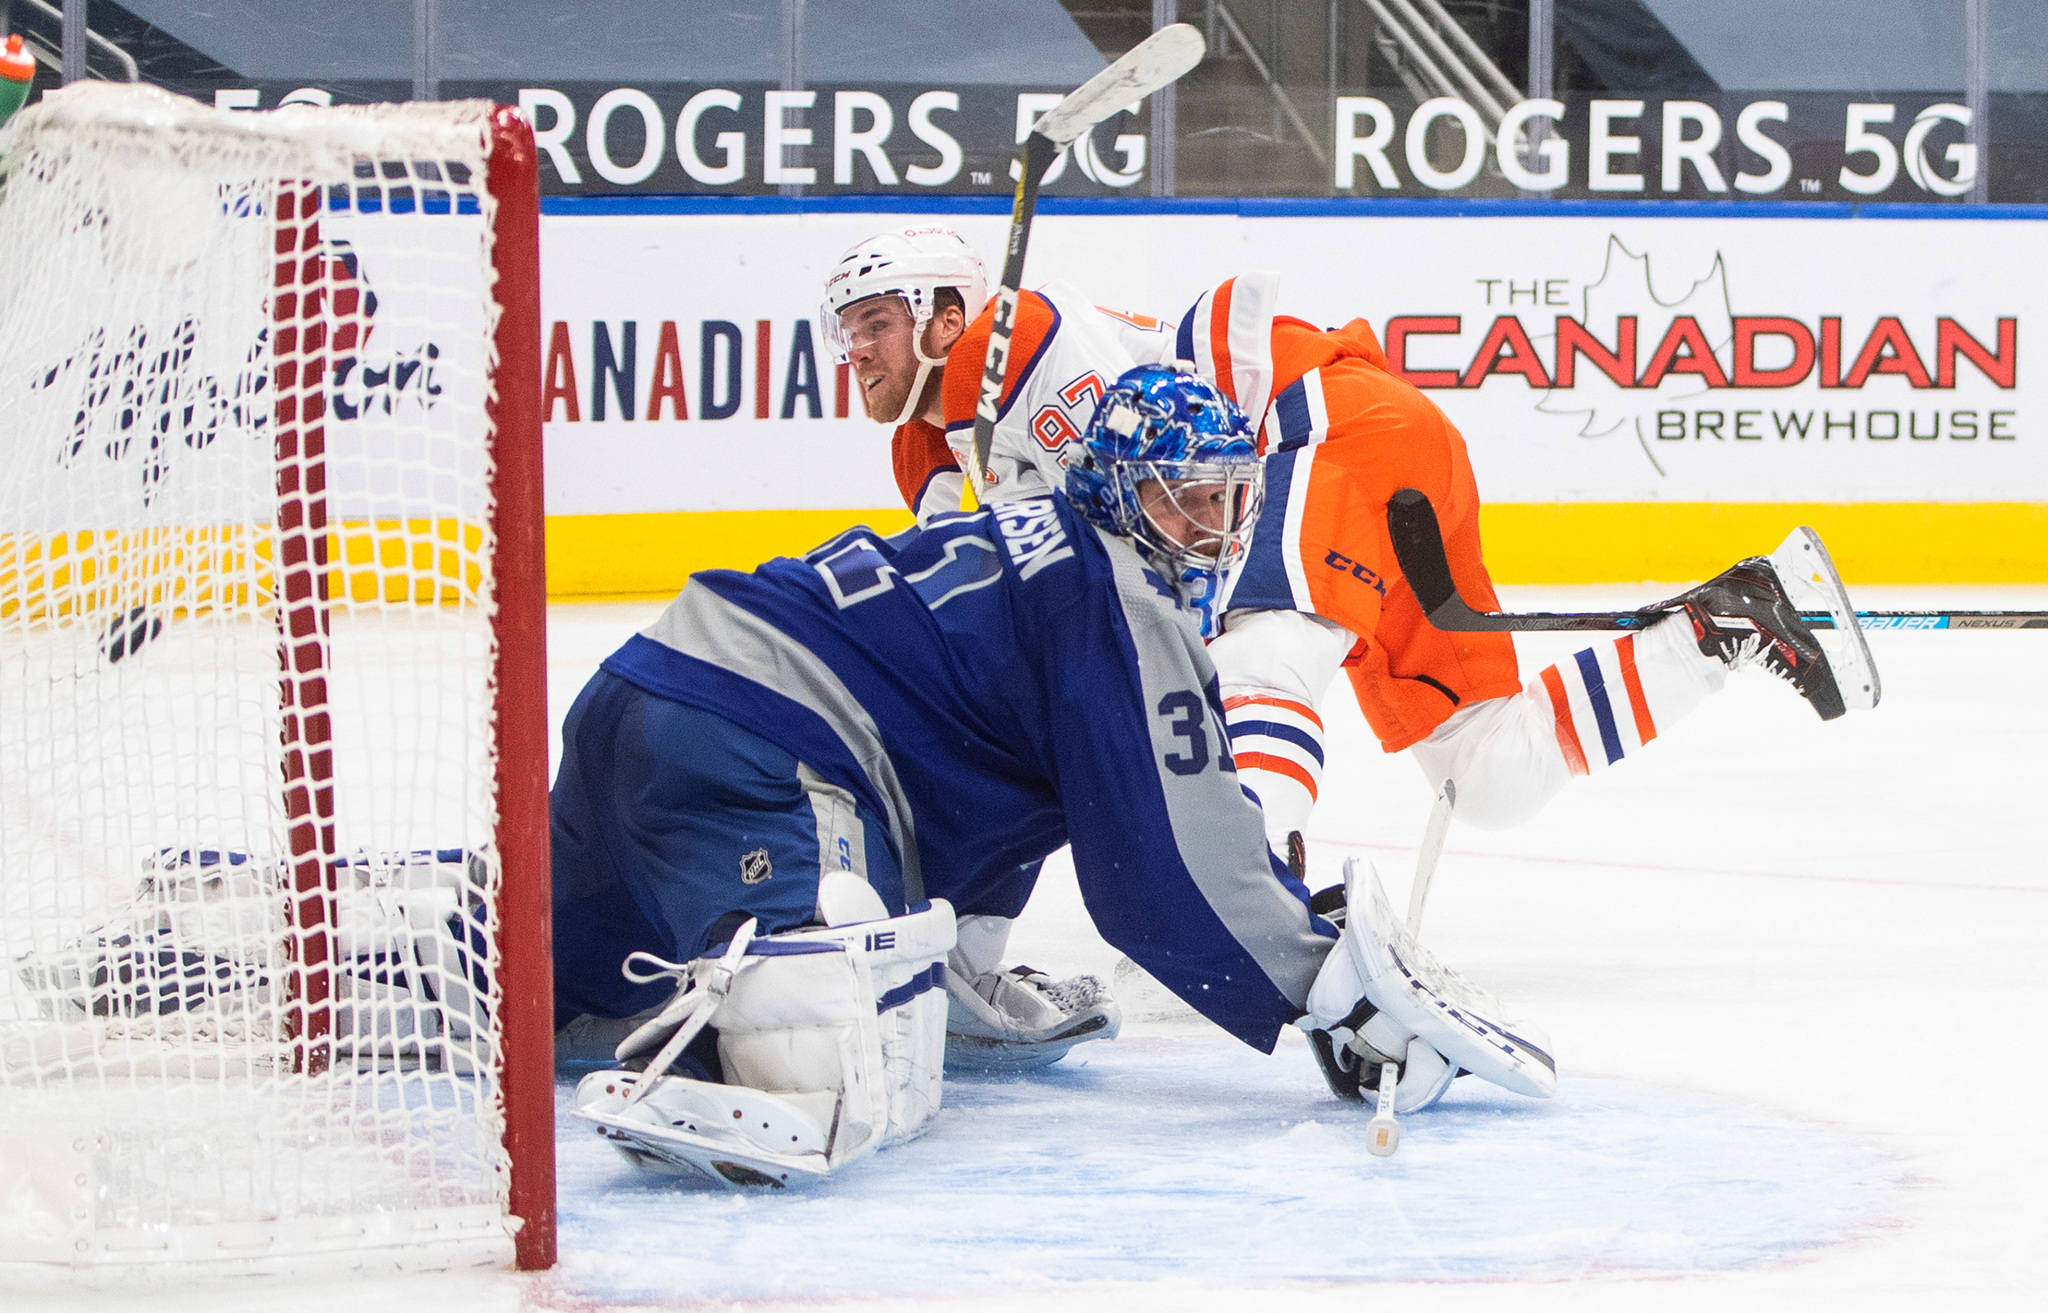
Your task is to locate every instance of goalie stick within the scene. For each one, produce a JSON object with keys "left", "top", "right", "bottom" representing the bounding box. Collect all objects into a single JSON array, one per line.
[
  {"left": 967, "top": 23, "right": 1206, "bottom": 504},
  {"left": 1405, "top": 778, "right": 1455, "bottom": 934},
  {"left": 1386, "top": 489, "right": 2048, "bottom": 632},
  {"left": 1364, "top": 777, "right": 1457, "bottom": 1158}
]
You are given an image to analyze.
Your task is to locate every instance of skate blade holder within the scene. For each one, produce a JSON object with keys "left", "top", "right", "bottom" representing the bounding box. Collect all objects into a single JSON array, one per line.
[{"left": 573, "top": 1068, "right": 835, "bottom": 1189}]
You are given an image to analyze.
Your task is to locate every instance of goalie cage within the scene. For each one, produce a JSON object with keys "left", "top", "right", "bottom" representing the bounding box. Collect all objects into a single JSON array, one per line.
[{"left": 0, "top": 85, "right": 554, "bottom": 1277}]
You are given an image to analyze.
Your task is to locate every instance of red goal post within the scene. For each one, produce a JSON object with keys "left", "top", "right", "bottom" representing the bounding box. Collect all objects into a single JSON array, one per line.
[{"left": 0, "top": 85, "right": 553, "bottom": 1277}]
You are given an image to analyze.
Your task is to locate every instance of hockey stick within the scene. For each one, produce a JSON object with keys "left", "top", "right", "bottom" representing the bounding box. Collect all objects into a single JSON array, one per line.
[
  {"left": 967, "top": 23, "right": 1206, "bottom": 504},
  {"left": 1405, "top": 778, "right": 1455, "bottom": 934},
  {"left": 1387, "top": 489, "right": 2048, "bottom": 632},
  {"left": 1366, "top": 1063, "right": 1401, "bottom": 1157},
  {"left": 1370, "top": 775, "right": 1452, "bottom": 1159}
]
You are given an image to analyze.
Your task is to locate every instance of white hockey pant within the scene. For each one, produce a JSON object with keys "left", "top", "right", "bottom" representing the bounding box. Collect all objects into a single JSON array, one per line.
[
  {"left": 1215, "top": 608, "right": 1727, "bottom": 838},
  {"left": 1411, "top": 611, "right": 1727, "bottom": 829}
]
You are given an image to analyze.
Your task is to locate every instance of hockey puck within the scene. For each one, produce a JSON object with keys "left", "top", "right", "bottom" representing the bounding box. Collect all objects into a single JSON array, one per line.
[{"left": 101, "top": 605, "right": 163, "bottom": 664}]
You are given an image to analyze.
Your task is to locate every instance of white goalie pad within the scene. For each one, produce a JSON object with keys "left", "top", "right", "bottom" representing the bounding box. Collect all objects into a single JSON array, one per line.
[
  {"left": 573, "top": 899, "right": 955, "bottom": 1189},
  {"left": 1307, "top": 858, "right": 1555, "bottom": 1101},
  {"left": 8, "top": 847, "right": 494, "bottom": 1074},
  {"left": 1769, "top": 526, "right": 1880, "bottom": 712}
]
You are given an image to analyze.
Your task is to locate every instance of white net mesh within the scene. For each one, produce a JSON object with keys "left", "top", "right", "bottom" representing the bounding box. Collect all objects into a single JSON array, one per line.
[{"left": 0, "top": 85, "right": 517, "bottom": 1273}]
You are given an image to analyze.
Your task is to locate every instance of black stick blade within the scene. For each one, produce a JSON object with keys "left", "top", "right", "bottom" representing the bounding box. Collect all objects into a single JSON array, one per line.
[
  {"left": 1386, "top": 489, "right": 1605, "bottom": 632},
  {"left": 1387, "top": 488, "right": 1460, "bottom": 618}
]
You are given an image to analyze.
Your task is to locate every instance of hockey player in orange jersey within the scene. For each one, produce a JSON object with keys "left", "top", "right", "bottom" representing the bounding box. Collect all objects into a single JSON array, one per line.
[
  {"left": 1172, "top": 274, "right": 1874, "bottom": 855},
  {"left": 822, "top": 225, "right": 1175, "bottom": 527},
  {"left": 824, "top": 231, "right": 1873, "bottom": 992},
  {"left": 820, "top": 226, "right": 981, "bottom": 522}
]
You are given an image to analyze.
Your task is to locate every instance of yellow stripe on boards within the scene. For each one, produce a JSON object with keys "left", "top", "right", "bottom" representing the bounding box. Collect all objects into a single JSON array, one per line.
[
  {"left": 13, "top": 504, "right": 2031, "bottom": 612},
  {"left": 546, "top": 509, "right": 916, "bottom": 599},
  {"left": 1478, "top": 503, "right": 2048, "bottom": 585},
  {"left": 544, "top": 503, "right": 2048, "bottom": 599},
  {"left": 0, "top": 520, "right": 490, "bottom": 621}
]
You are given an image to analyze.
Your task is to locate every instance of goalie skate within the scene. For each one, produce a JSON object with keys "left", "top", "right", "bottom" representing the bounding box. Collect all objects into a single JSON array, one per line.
[
  {"left": 945, "top": 964, "right": 1121, "bottom": 1071},
  {"left": 572, "top": 896, "right": 955, "bottom": 1186},
  {"left": 574, "top": 1067, "right": 832, "bottom": 1189}
]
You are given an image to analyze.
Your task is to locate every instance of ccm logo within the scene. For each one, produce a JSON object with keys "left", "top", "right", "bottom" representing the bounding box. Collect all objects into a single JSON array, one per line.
[
  {"left": 865, "top": 930, "right": 897, "bottom": 951},
  {"left": 1323, "top": 550, "right": 1388, "bottom": 597}
]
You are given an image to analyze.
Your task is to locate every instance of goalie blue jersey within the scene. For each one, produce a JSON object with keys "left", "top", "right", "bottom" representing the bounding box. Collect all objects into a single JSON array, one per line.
[{"left": 564, "top": 494, "right": 1334, "bottom": 1051}]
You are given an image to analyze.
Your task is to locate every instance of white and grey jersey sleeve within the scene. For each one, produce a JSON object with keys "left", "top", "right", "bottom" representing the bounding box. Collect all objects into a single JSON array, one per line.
[{"left": 1040, "top": 527, "right": 1335, "bottom": 1050}]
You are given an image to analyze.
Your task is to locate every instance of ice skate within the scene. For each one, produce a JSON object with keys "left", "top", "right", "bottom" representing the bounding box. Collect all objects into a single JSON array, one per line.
[
  {"left": 1767, "top": 526, "right": 1881, "bottom": 712},
  {"left": 944, "top": 964, "right": 1122, "bottom": 1071},
  {"left": 1656, "top": 549, "right": 1849, "bottom": 720}
]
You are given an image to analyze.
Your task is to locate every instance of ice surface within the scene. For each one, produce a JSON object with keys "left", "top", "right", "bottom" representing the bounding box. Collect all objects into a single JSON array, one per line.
[
  {"left": 20, "top": 585, "right": 2048, "bottom": 1312},
  {"left": 527, "top": 584, "right": 2048, "bottom": 1309},
  {"left": 556, "top": 1037, "right": 1899, "bottom": 1300}
]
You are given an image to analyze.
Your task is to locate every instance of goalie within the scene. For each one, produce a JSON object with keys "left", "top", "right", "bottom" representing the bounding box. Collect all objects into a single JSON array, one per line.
[{"left": 550, "top": 367, "right": 1553, "bottom": 1187}]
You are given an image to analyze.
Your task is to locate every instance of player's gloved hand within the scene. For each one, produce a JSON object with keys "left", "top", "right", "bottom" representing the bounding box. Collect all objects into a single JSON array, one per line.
[
  {"left": 1302, "top": 859, "right": 1557, "bottom": 1109},
  {"left": 1301, "top": 945, "right": 1457, "bottom": 1113}
]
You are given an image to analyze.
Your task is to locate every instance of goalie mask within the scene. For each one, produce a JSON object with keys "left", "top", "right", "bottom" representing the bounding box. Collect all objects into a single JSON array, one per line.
[
  {"left": 820, "top": 226, "right": 990, "bottom": 426},
  {"left": 1067, "top": 364, "right": 1263, "bottom": 594}
]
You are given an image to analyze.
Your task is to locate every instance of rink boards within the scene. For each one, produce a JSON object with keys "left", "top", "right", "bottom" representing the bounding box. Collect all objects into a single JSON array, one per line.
[{"left": 534, "top": 199, "right": 2048, "bottom": 593}]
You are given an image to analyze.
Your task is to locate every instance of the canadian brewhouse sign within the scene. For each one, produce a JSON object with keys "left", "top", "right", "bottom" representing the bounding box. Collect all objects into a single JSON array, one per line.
[{"left": 538, "top": 211, "right": 2040, "bottom": 515}]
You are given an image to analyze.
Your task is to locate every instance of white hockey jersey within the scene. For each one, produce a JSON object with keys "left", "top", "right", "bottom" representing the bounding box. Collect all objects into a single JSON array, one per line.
[{"left": 910, "top": 281, "right": 1176, "bottom": 520}]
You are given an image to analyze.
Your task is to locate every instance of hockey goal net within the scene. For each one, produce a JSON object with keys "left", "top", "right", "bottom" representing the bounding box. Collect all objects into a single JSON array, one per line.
[{"left": 0, "top": 84, "right": 552, "bottom": 1275}]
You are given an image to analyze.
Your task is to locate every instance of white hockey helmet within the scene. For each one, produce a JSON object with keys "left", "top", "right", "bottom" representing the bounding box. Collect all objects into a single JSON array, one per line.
[{"left": 819, "top": 225, "right": 990, "bottom": 367}]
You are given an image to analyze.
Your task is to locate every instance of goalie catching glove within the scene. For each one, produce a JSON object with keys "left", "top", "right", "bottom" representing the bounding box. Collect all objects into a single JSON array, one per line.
[
  {"left": 1302, "top": 857, "right": 1556, "bottom": 1112},
  {"left": 573, "top": 873, "right": 955, "bottom": 1188}
]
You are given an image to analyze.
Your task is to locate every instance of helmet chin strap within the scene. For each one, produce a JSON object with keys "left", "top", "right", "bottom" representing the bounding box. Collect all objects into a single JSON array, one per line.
[
  {"left": 888, "top": 310, "right": 949, "bottom": 428},
  {"left": 889, "top": 359, "right": 938, "bottom": 427}
]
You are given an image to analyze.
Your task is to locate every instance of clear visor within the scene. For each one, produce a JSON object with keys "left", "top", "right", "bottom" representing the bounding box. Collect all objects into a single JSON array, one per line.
[
  {"left": 1129, "top": 461, "right": 1265, "bottom": 572},
  {"left": 821, "top": 292, "right": 920, "bottom": 363}
]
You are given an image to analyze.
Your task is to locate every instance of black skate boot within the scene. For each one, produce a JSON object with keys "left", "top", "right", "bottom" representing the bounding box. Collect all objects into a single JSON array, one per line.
[{"left": 1657, "top": 557, "right": 1847, "bottom": 720}]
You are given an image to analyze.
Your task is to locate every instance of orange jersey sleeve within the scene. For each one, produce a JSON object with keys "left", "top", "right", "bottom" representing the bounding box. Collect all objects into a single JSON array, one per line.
[
  {"left": 891, "top": 417, "right": 957, "bottom": 513},
  {"left": 940, "top": 290, "right": 1061, "bottom": 432}
]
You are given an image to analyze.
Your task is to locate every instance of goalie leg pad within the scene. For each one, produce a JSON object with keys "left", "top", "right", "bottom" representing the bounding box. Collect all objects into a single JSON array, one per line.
[
  {"left": 13, "top": 847, "right": 491, "bottom": 1070},
  {"left": 574, "top": 900, "right": 955, "bottom": 1186}
]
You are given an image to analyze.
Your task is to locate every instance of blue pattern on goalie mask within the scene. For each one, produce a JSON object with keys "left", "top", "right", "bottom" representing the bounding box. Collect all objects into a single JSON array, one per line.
[{"left": 1066, "top": 364, "right": 1262, "bottom": 608}]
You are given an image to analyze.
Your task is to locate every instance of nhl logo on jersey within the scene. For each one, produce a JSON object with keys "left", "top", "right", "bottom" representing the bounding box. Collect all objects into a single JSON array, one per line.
[{"left": 739, "top": 848, "right": 773, "bottom": 885}]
